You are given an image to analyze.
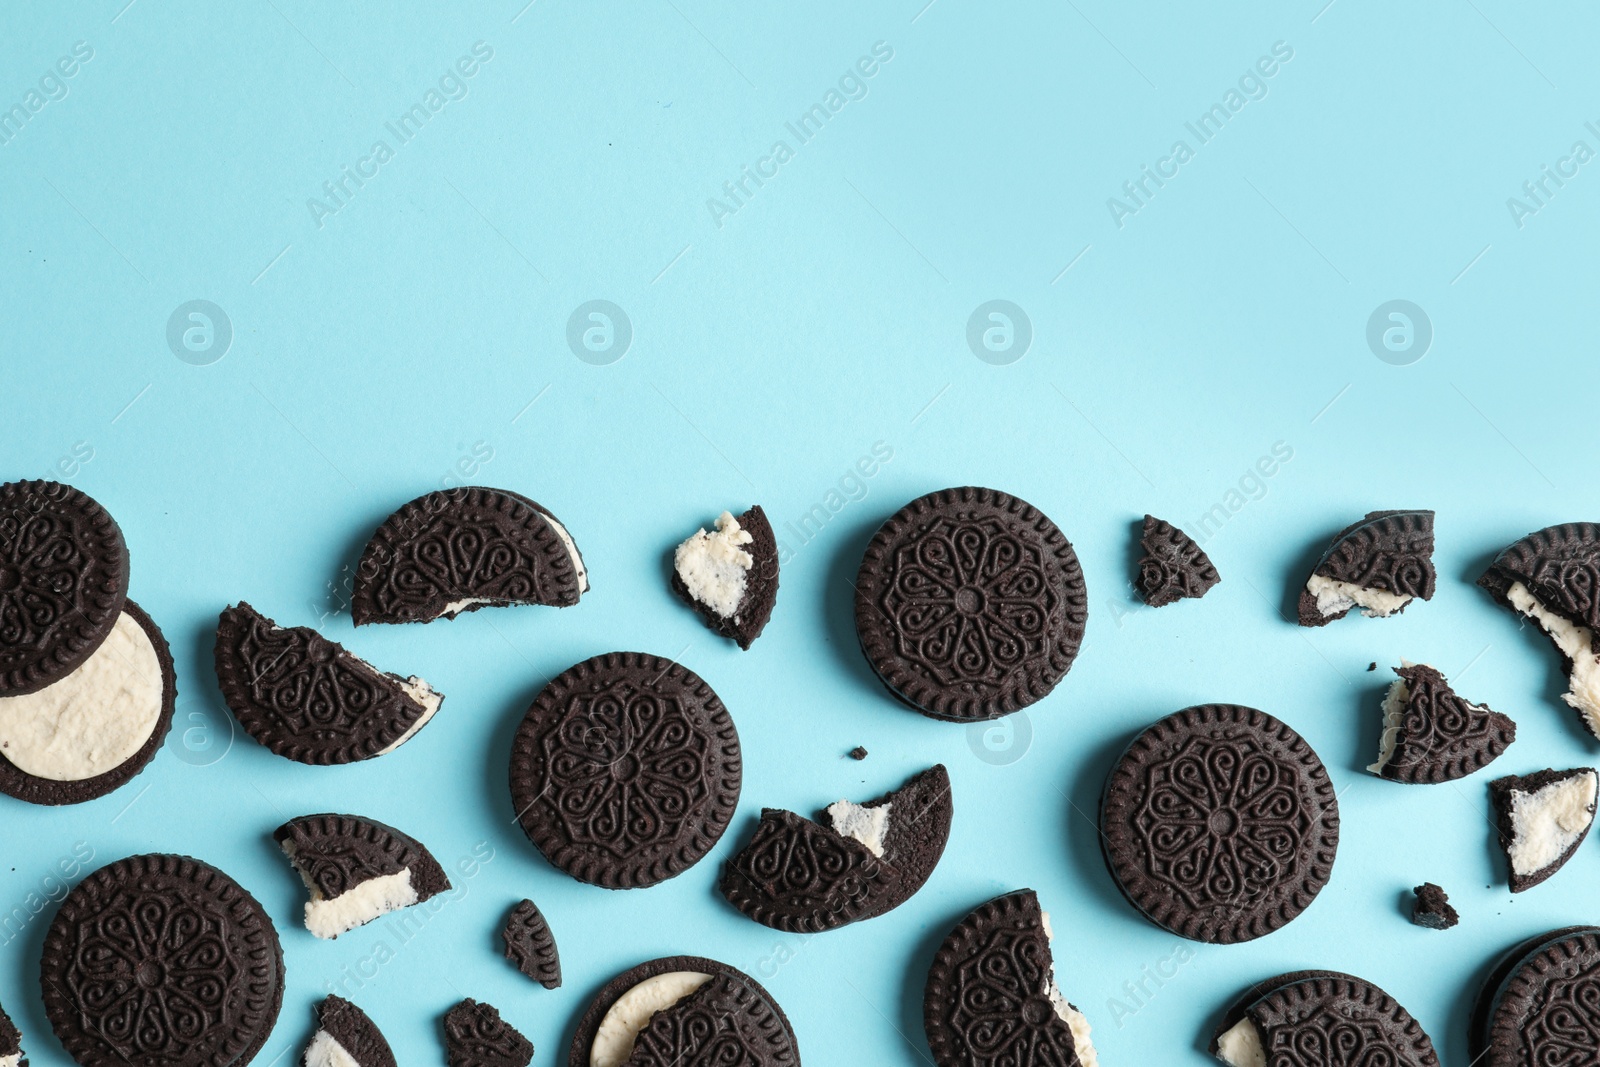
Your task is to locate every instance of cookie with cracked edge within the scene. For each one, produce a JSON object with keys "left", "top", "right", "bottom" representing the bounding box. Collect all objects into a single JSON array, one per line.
[
  {"left": 274, "top": 813, "right": 452, "bottom": 938},
  {"left": 854, "top": 486, "right": 1088, "bottom": 722},
  {"left": 501, "top": 899, "right": 561, "bottom": 989},
  {"left": 671, "top": 505, "right": 779, "bottom": 649},
  {"left": 923, "top": 889, "right": 1095, "bottom": 1067},
  {"left": 40, "top": 853, "right": 284, "bottom": 1067},
  {"left": 1297, "top": 510, "right": 1435, "bottom": 627},
  {"left": 0, "top": 599, "right": 176, "bottom": 805},
  {"left": 509, "top": 651, "right": 742, "bottom": 889},
  {"left": 0, "top": 480, "right": 129, "bottom": 697},
  {"left": 842, "top": 763, "right": 954, "bottom": 919},
  {"left": 566, "top": 956, "right": 799, "bottom": 1067},
  {"left": 1099, "top": 704, "right": 1341, "bottom": 944},
  {"left": 1369, "top": 662, "right": 1516, "bottom": 783},
  {"left": 720, "top": 808, "right": 895, "bottom": 933},
  {"left": 214, "top": 602, "right": 443, "bottom": 765},
  {"left": 1137, "top": 514, "right": 1219, "bottom": 607},
  {"left": 1410, "top": 883, "right": 1458, "bottom": 930},
  {"left": 351, "top": 486, "right": 587, "bottom": 625},
  {"left": 625, "top": 970, "right": 801, "bottom": 1067},
  {"left": 442, "top": 999, "right": 532, "bottom": 1067},
  {"left": 306, "top": 996, "right": 396, "bottom": 1067},
  {"left": 1470, "top": 926, "right": 1600, "bottom": 1065},
  {"left": 1489, "top": 767, "right": 1597, "bottom": 892},
  {"left": 0, "top": 998, "right": 24, "bottom": 1067},
  {"left": 1210, "top": 970, "right": 1439, "bottom": 1067}
]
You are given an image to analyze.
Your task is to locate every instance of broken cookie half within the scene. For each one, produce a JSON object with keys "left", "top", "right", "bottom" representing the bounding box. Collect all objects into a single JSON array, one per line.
[
  {"left": 275, "top": 813, "right": 451, "bottom": 938},
  {"left": 1211, "top": 970, "right": 1439, "bottom": 1067},
  {"left": 1297, "top": 510, "right": 1435, "bottom": 626},
  {"left": 1136, "top": 515, "right": 1219, "bottom": 607},
  {"left": 1369, "top": 662, "right": 1516, "bottom": 783},
  {"left": 443, "top": 999, "right": 532, "bottom": 1067},
  {"left": 501, "top": 898, "right": 561, "bottom": 989},
  {"left": 1490, "top": 767, "right": 1598, "bottom": 892},
  {"left": 305, "top": 996, "right": 396, "bottom": 1067},
  {"left": 671, "top": 506, "right": 779, "bottom": 649}
]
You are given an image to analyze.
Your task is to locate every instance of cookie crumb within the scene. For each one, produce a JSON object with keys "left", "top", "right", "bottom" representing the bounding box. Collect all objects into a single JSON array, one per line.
[
  {"left": 848, "top": 746, "right": 868, "bottom": 761},
  {"left": 1367, "top": 661, "right": 1378, "bottom": 671},
  {"left": 1410, "top": 882, "right": 1458, "bottom": 929}
]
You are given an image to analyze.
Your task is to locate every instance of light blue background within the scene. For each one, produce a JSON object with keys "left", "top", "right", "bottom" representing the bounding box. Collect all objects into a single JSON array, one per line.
[{"left": 3, "top": 1, "right": 1599, "bottom": 1063}]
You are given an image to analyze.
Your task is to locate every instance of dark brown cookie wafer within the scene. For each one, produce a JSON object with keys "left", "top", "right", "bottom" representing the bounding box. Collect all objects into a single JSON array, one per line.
[
  {"left": 854, "top": 486, "right": 1088, "bottom": 721},
  {"left": 274, "top": 813, "right": 451, "bottom": 938},
  {"left": 671, "top": 505, "right": 779, "bottom": 649},
  {"left": 719, "top": 808, "right": 895, "bottom": 932},
  {"left": 501, "top": 899, "right": 560, "bottom": 989},
  {"left": 309, "top": 996, "right": 396, "bottom": 1067},
  {"left": 1100, "top": 703, "right": 1340, "bottom": 943},
  {"left": 828, "top": 763, "right": 952, "bottom": 920},
  {"left": 1476, "top": 927, "right": 1600, "bottom": 1067},
  {"left": 40, "top": 853, "right": 284, "bottom": 1067},
  {"left": 509, "top": 651, "right": 741, "bottom": 889},
  {"left": 1489, "top": 767, "right": 1597, "bottom": 892},
  {"left": 1370, "top": 662, "right": 1516, "bottom": 783},
  {"left": 626, "top": 971, "right": 800, "bottom": 1067},
  {"left": 1211, "top": 971, "right": 1439, "bottom": 1066},
  {"left": 443, "top": 999, "right": 532, "bottom": 1067},
  {"left": 1297, "top": 509, "right": 1435, "bottom": 626},
  {"left": 1410, "top": 883, "right": 1458, "bottom": 930},
  {"left": 1136, "top": 514, "right": 1219, "bottom": 607},
  {"left": 0, "top": 480, "right": 129, "bottom": 697},
  {"left": 0, "top": 999, "right": 22, "bottom": 1066}
]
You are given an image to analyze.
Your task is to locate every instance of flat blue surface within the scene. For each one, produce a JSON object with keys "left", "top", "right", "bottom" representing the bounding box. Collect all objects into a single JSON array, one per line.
[{"left": 3, "top": 1, "right": 1599, "bottom": 1063}]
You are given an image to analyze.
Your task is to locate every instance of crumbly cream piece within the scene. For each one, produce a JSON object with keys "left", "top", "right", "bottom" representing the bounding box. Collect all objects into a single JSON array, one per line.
[
  {"left": 282, "top": 839, "right": 419, "bottom": 939},
  {"left": 1040, "top": 910, "right": 1097, "bottom": 1067},
  {"left": 674, "top": 512, "right": 754, "bottom": 620},
  {"left": 1214, "top": 1016, "right": 1266, "bottom": 1067},
  {"left": 591, "top": 972, "right": 711, "bottom": 1067},
  {"left": 1507, "top": 771, "right": 1598, "bottom": 876},
  {"left": 1306, "top": 574, "right": 1412, "bottom": 619},
  {"left": 1507, "top": 581, "right": 1600, "bottom": 737},
  {"left": 379, "top": 676, "right": 443, "bottom": 754},
  {"left": 827, "top": 799, "right": 891, "bottom": 857},
  {"left": 304, "top": 1030, "right": 359, "bottom": 1067}
]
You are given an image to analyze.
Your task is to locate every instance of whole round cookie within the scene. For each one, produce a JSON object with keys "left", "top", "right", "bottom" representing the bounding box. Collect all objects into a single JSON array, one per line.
[
  {"left": 0, "top": 480, "right": 129, "bottom": 697},
  {"left": 854, "top": 487, "right": 1088, "bottom": 721},
  {"left": 40, "top": 853, "right": 285, "bottom": 1067},
  {"left": 509, "top": 652, "right": 742, "bottom": 889},
  {"left": 0, "top": 599, "right": 176, "bottom": 805},
  {"left": 1476, "top": 926, "right": 1600, "bottom": 1066},
  {"left": 1100, "top": 704, "right": 1340, "bottom": 943},
  {"left": 1211, "top": 970, "right": 1439, "bottom": 1066}
]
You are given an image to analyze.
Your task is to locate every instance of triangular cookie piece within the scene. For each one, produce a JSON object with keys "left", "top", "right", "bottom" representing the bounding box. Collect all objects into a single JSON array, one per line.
[
  {"left": 1491, "top": 768, "right": 1598, "bottom": 892},
  {"left": 1136, "top": 515, "right": 1219, "bottom": 607}
]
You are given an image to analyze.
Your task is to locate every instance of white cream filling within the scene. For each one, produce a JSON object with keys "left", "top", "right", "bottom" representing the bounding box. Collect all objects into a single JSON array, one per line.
[
  {"left": 1215, "top": 1017, "right": 1266, "bottom": 1067},
  {"left": 1508, "top": 771, "right": 1598, "bottom": 876},
  {"left": 1306, "top": 574, "right": 1412, "bottom": 619},
  {"left": 437, "top": 596, "right": 495, "bottom": 618},
  {"left": 379, "top": 676, "right": 443, "bottom": 755},
  {"left": 305, "top": 1030, "right": 359, "bottom": 1067},
  {"left": 674, "top": 511, "right": 754, "bottom": 620},
  {"left": 1368, "top": 663, "right": 1413, "bottom": 774},
  {"left": 827, "top": 799, "right": 891, "bottom": 858},
  {"left": 0, "top": 610, "right": 164, "bottom": 781},
  {"left": 1040, "top": 910, "right": 1097, "bottom": 1066},
  {"left": 1507, "top": 581, "right": 1600, "bottom": 737},
  {"left": 591, "top": 971, "right": 711, "bottom": 1067},
  {"left": 0, "top": 1053, "right": 20, "bottom": 1067},
  {"left": 283, "top": 840, "right": 418, "bottom": 939},
  {"left": 540, "top": 511, "right": 589, "bottom": 594}
]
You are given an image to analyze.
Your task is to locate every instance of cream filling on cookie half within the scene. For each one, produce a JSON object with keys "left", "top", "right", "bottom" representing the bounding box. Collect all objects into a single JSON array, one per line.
[
  {"left": 1506, "top": 581, "right": 1600, "bottom": 737},
  {"left": 827, "top": 799, "right": 891, "bottom": 857},
  {"left": 0, "top": 610, "right": 163, "bottom": 781},
  {"left": 1040, "top": 911, "right": 1099, "bottom": 1067},
  {"left": 281, "top": 840, "right": 419, "bottom": 939},
  {"left": 1214, "top": 1015, "right": 1266, "bottom": 1067},
  {"left": 1305, "top": 574, "right": 1412, "bottom": 620},
  {"left": 674, "top": 511, "right": 754, "bottom": 621},
  {"left": 1507, "top": 771, "right": 1598, "bottom": 878},
  {"left": 590, "top": 971, "right": 713, "bottom": 1067},
  {"left": 304, "top": 1030, "right": 359, "bottom": 1067}
]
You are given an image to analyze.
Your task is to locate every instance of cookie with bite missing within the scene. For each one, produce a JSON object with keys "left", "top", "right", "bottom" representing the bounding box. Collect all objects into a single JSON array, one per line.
[
  {"left": 1472, "top": 926, "right": 1600, "bottom": 1066},
  {"left": 305, "top": 996, "right": 396, "bottom": 1067},
  {"left": 672, "top": 506, "right": 779, "bottom": 649},
  {"left": 274, "top": 813, "right": 451, "bottom": 938},
  {"left": 1210, "top": 970, "right": 1438, "bottom": 1066},
  {"left": 1489, "top": 767, "right": 1597, "bottom": 891},
  {"left": 1368, "top": 662, "right": 1515, "bottom": 783},
  {"left": 1297, "top": 510, "right": 1435, "bottom": 626}
]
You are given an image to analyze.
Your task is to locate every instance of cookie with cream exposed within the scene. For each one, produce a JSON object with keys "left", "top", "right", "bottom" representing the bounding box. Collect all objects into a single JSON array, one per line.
[{"left": 671, "top": 505, "right": 779, "bottom": 649}]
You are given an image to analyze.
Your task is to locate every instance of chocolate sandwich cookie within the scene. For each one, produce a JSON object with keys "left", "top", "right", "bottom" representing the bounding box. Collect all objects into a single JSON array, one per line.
[
  {"left": 1410, "top": 883, "right": 1457, "bottom": 930},
  {"left": 1369, "top": 662, "right": 1516, "bottom": 783},
  {"left": 305, "top": 996, "right": 396, "bottom": 1067},
  {"left": 214, "top": 602, "right": 443, "bottom": 765},
  {"left": 0, "top": 999, "right": 23, "bottom": 1067},
  {"left": 351, "top": 487, "right": 587, "bottom": 625},
  {"left": 0, "top": 480, "right": 129, "bottom": 697},
  {"left": 671, "top": 505, "right": 779, "bottom": 649},
  {"left": 1489, "top": 767, "right": 1597, "bottom": 891},
  {"left": 509, "top": 652, "right": 742, "bottom": 889},
  {"left": 1210, "top": 970, "right": 1439, "bottom": 1066},
  {"left": 1100, "top": 704, "right": 1340, "bottom": 943},
  {"left": 568, "top": 956, "right": 799, "bottom": 1067},
  {"left": 0, "top": 599, "right": 175, "bottom": 805},
  {"left": 443, "top": 1000, "right": 532, "bottom": 1067},
  {"left": 41, "top": 853, "right": 284, "bottom": 1067},
  {"left": 1471, "top": 926, "right": 1600, "bottom": 1065},
  {"left": 1297, "top": 510, "right": 1435, "bottom": 626},
  {"left": 501, "top": 899, "right": 561, "bottom": 989},
  {"left": 274, "top": 813, "right": 451, "bottom": 938},
  {"left": 924, "top": 889, "right": 1095, "bottom": 1067},
  {"left": 1479, "top": 523, "right": 1600, "bottom": 739},
  {"left": 1136, "top": 514, "right": 1220, "bottom": 607},
  {"left": 855, "top": 487, "right": 1088, "bottom": 721}
]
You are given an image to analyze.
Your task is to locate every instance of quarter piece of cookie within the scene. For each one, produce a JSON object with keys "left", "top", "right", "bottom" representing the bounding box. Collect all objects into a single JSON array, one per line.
[
  {"left": 923, "top": 889, "right": 1096, "bottom": 1067},
  {"left": 442, "top": 1000, "right": 532, "bottom": 1067},
  {"left": 1471, "top": 926, "right": 1600, "bottom": 1066},
  {"left": 0, "top": 480, "right": 129, "bottom": 697},
  {"left": 1297, "top": 510, "right": 1435, "bottom": 626},
  {"left": 274, "top": 813, "right": 452, "bottom": 938},
  {"left": 501, "top": 899, "right": 560, "bottom": 989},
  {"left": 305, "top": 996, "right": 396, "bottom": 1067},
  {"left": 1210, "top": 970, "right": 1439, "bottom": 1066},
  {"left": 1136, "top": 514, "right": 1219, "bottom": 607},
  {"left": 1489, "top": 767, "right": 1597, "bottom": 891},
  {"left": 40, "top": 853, "right": 284, "bottom": 1067},
  {"left": 1369, "top": 661, "right": 1516, "bottom": 783},
  {"left": 509, "top": 651, "right": 741, "bottom": 889},
  {"left": 351, "top": 487, "right": 587, "bottom": 625},
  {"left": 671, "top": 506, "right": 779, "bottom": 649},
  {"left": 567, "top": 956, "right": 799, "bottom": 1067},
  {"left": 0, "top": 599, "right": 175, "bottom": 805},
  {"left": 854, "top": 486, "right": 1088, "bottom": 721},
  {"left": 214, "top": 602, "right": 443, "bottom": 765},
  {"left": 1410, "top": 883, "right": 1458, "bottom": 930},
  {"left": 1100, "top": 704, "right": 1340, "bottom": 943},
  {"left": 0, "top": 999, "right": 23, "bottom": 1067},
  {"left": 1479, "top": 523, "right": 1600, "bottom": 738}
]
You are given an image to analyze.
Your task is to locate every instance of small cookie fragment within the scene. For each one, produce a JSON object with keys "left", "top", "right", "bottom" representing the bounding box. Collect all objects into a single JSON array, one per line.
[
  {"left": 1136, "top": 514, "right": 1219, "bottom": 607},
  {"left": 443, "top": 999, "right": 532, "bottom": 1067},
  {"left": 502, "top": 899, "right": 561, "bottom": 989},
  {"left": 1211, "top": 970, "right": 1439, "bottom": 1066},
  {"left": 275, "top": 813, "right": 452, "bottom": 938},
  {"left": 671, "top": 506, "right": 779, "bottom": 649},
  {"left": 0, "top": 999, "right": 24, "bottom": 1067},
  {"left": 1369, "top": 662, "right": 1516, "bottom": 783},
  {"left": 1472, "top": 926, "right": 1600, "bottom": 1066},
  {"left": 1297, "top": 510, "right": 1435, "bottom": 626},
  {"left": 1410, "top": 883, "right": 1458, "bottom": 930},
  {"left": 306, "top": 996, "right": 396, "bottom": 1067},
  {"left": 1489, "top": 767, "right": 1598, "bottom": 892}
]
